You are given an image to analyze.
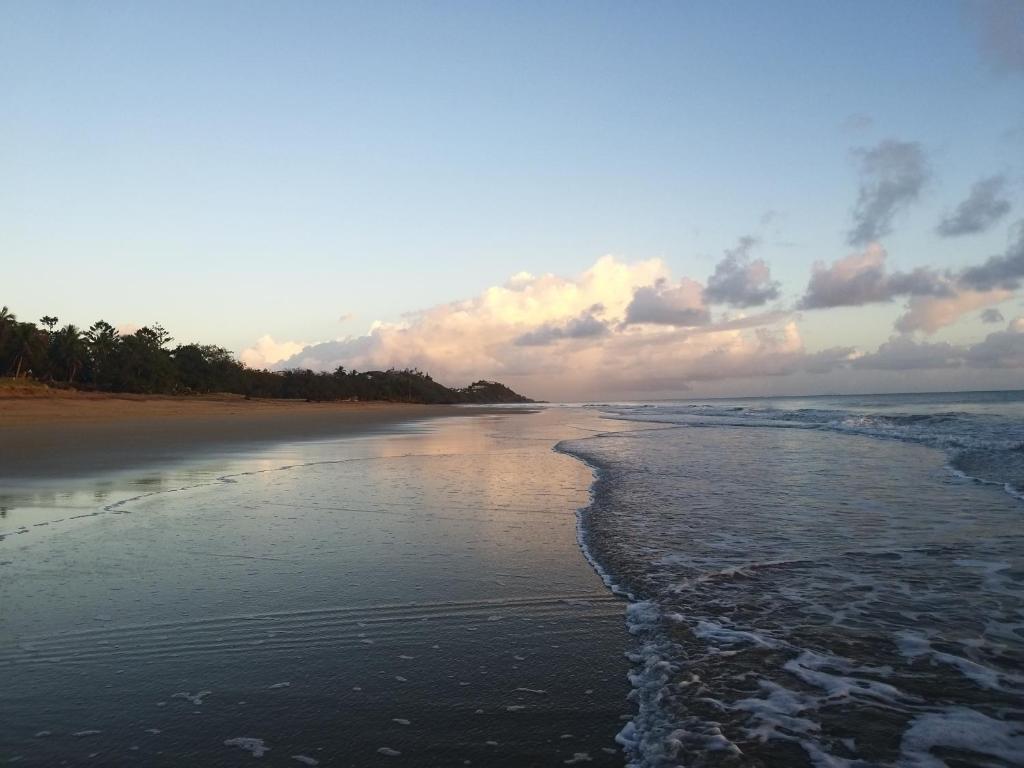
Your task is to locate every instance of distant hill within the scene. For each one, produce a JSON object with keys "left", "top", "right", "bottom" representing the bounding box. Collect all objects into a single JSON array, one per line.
[{"left": 455, "top": 380, "right": 534, "bottom": 404}]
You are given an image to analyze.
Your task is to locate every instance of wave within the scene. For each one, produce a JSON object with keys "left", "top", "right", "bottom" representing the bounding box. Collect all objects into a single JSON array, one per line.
[
  {"left": 562, "top": 393, "right": 1024, "bottom": 766},
  {"left": 590, "top": 395, "right": 1024, "bottom": 502}
]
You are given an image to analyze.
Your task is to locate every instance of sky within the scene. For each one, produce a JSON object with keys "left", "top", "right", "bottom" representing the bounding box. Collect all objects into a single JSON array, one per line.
[{"left": 2, "top": 1, "right": 1023, "bottom": 400}]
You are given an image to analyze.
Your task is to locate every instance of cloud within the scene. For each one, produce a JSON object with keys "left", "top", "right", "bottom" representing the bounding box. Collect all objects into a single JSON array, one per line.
[
  {"left": 624, "top": 277, "right": 710, "bottom": 326},
  {"left": 853, "top": 336, "right": 963, "bottom": 370},
  {"left": 936, "top": 175, "right": 1012, "bottom": 236},
  {"left": 894, "top": 288, "right": 1012, "bottom": 334},
  {"left": 958, "top": 221, "right": 1024, "bottom": 290},
  {"left": 963, "top": 317, "right": 1024, "bottom": 368},
  {"left": 848, "top": 140, "right": 929, "bottom": 246},
  {"left": 803, "top": 346, "right": 860, "bottom": 373},
  {"left": 338, "top": 313, "right": 355, "bottom": 323},
  {"left": 967, "top": 0, "right": 1024, "bottom": 73},
  {"left": 981, "top": 307, "right": 1005, "bottom": 323},
  {"left": 267, "top": 251, "right": 1024, "bottom": 399},
  {"left": 854, "top": 316, "right": 1024, "bottom": 370},
  {"left": 799, "top": 244, "right": 952, "bottom": 309},
  {"left": 515, "top": 305, "right": 610, "bottom": 346},
  {"left": 703, "top": 237, "right": 781, "bottom": 307},
  {"left": 801, "top": 221, "right": 1022, "bottom": 333},
  {"left": 269, "top": 256, "right": 831, "bottom": 399},
  {"left": 239, "top": 335, "right": 309, "bottom": 369}
]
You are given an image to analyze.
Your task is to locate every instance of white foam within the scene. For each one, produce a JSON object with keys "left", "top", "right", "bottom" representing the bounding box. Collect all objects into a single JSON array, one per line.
[
  {"left": 895, "top": 631, "right": 931, "bottom": 658},
  {"left": 564, "top": 753, "right": 593, "bottom": 764},
  {"left": 225, "top": 737, "right": 269, "bottom": 757},
  {"left": 377, "top": 747, "right": 401, "bottom": 756},
  {"left": 895, "top": 631, "right": 1009, "bottom": 691},
  {"left": 733, "top": 680, "right": 820, "bottom": 743},
  {"left": 173, "top": 690, "right": 211, "bottom": 705},
  {"left": 291, "top": 756, "right": 319, "bottom": 765},
  {"left": 930, "top": 650, "right": 1004, "bottom": 691},
  {"left": 693, "top": 620, "right": 776, "bottom": 648},
  {"left": 783, "top": 651, "right": 908, "bottom": 706},
  {"left": 900, "top": 708, "right": 1024, "bottom": 767}
]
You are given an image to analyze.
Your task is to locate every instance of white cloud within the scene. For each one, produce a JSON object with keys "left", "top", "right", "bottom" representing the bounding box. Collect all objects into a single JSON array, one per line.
[
  {"left": 272, "top": 256, "right": 822, "bottom": 399},
  {"left": 239, "top": 334, "right": 309, "bottom": 369},
  {"left": 894, "top": 288, "right": 1013, "bottom": 334},
  {"left": 260, "top": 252, "right": 1023, "bottom": 400}
]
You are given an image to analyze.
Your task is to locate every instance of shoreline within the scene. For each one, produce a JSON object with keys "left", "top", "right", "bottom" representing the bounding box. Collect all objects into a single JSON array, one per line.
[
  {"left": 1, "top": 406, "right": 631, "bottom": 766},
  {"left": 0, "top": 392, "right": 523, "bottom": 481}
]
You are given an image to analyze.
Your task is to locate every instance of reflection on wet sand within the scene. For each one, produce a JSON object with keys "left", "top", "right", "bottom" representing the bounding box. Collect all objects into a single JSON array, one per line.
[{"left": 1, "top": 410, "right": 631, "bottom": 766}]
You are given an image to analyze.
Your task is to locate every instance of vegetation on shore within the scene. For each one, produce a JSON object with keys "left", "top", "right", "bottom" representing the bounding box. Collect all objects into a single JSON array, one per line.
[{"left": 0, "top": 306, "right": 531, "bottom": 404}]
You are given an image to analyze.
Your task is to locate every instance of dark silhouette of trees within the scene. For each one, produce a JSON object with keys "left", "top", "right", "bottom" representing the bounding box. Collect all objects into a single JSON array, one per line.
[
  {"left": 50, "top": 324, "right": 88, "bottom": 384},
  {"left": 8, "top": 321, "right": 47, "bottom": 379},
  {"left": 85, "top": 321, "right": 119, "bottom": 388},
  {"left": 0, "top": 304, "right": 532, "bottom": 404}
]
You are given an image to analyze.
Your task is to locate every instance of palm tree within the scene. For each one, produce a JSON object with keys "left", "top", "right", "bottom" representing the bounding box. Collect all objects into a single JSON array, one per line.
[
  {"left": 51, "top": 324, "right": 89, "bottom": 384},
  {"left": 85, "top": 320, "right": 120, "bottom": 388},
  {"left": 39, "top": 315, "right": 59, "bottom": 333},
  {"left": 10, "top": 322, "right": 45, "bottom": 378},
  {"left": 0, "top": 306, "right": 14, "bottom": 375}
]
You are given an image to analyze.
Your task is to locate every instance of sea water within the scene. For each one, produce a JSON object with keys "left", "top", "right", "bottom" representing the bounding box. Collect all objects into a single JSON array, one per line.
[
  {"left": 560, "top": 391, "right": 1024, "bottom": 767},
  {"left": 4, "top": 395, "right": 1023, "bottom": 767}
]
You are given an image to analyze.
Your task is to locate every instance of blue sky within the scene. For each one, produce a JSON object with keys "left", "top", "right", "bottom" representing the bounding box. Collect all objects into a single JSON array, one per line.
[{"left": 2, "top": 1, "right": 1022, "bottom": 397}]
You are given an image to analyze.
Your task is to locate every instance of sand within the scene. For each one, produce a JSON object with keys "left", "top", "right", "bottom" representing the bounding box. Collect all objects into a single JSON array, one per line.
[
  {"left": 0, "top": 407, "right": 630, "bottom": 766},
  {"left": 0, "top": 389, "right": 498, "bottom": 480}
]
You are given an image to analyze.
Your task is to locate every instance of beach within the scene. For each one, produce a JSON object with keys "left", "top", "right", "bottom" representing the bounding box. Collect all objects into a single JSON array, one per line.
[
  {"left": 0, "top": 390, "right": 497, "bottom": 481},
  {"left": 0, "top": 405, "right": 632, "bottom": 766},
  {"left": 4, "top": 393, "right": 1024, "bottom": 767}
]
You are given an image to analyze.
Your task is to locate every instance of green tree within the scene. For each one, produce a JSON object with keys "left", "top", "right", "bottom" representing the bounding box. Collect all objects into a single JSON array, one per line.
[
  {"left": 0, "top": 306, "right": 15, "bottom": 374},
  {"left": 85, "top": 320, "right": 120, "bottom": 389},
  {"left": 8, "top": 322, "right": 47, "bottom": 378},
  {"left": 109, "top": 325, "right": 176, "bottom": 393},
  {"left": 50, "top": 324, "right": 89, "bottom": 384}
]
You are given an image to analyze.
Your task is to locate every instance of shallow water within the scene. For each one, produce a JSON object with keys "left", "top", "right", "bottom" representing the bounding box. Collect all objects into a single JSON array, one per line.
[
  {"left": 1, "top": 411, "right": 631, "bottom": 766},
  {"left": 562, "top": 393, "right": 1024, "bottom": 767},
  {"left": 5, "top": 396, "right": 1023, "bottom": 767}
]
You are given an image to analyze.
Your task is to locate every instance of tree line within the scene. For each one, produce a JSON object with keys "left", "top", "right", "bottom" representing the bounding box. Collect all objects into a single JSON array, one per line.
[{"left": 0, "top": 306, "right": 531, "bottom": 404}]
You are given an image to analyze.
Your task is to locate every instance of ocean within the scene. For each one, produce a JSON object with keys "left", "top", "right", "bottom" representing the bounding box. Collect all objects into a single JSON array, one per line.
[
  {"left": 560, "top": 390, "right": 1024, "bottom": 767},
  {"left": 2, "top": 393, "right": 1022, "bottom": 766}
]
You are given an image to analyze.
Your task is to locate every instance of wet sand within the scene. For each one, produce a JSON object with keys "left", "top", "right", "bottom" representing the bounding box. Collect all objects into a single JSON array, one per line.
[
  {"left": 0, "top": 408, "right": 632, "bottom": 766},
  {"left": 0, "top": 391, "right": 506, "bottom": 481}
]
